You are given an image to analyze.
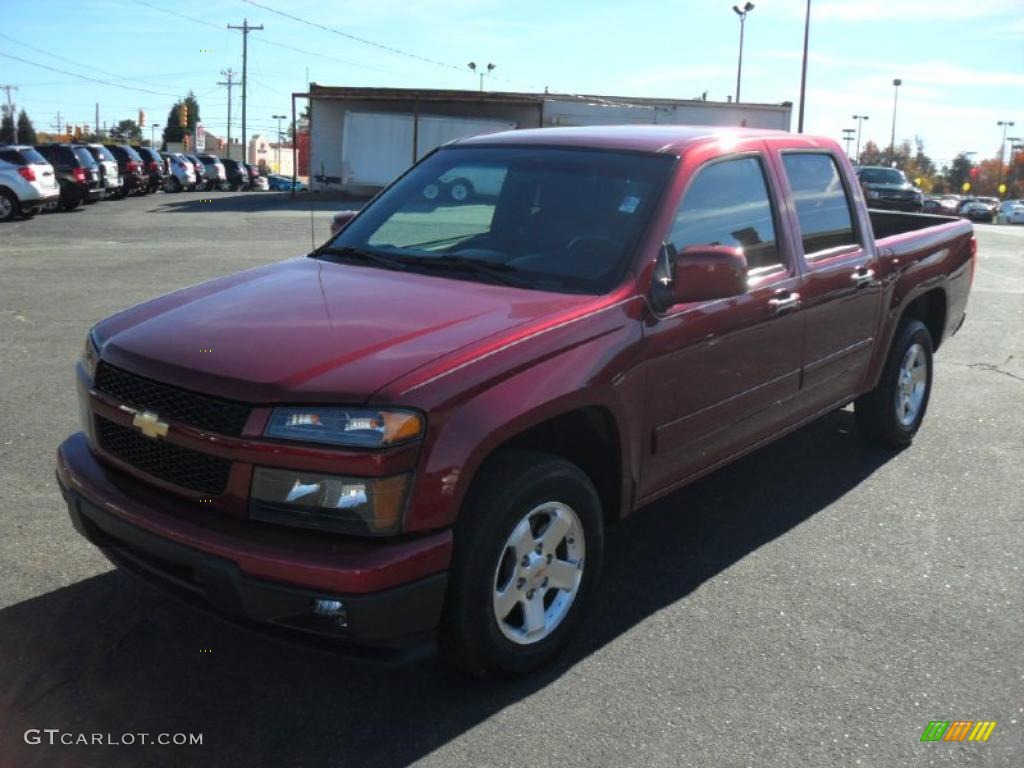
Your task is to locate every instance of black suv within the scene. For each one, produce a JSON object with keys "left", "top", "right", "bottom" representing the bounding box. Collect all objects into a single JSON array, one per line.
[
  {"left": 104, "top": 144, "right": 148, "bottom": 196},
  {"left": 133, "top": 146, "right": 166, "bottom": 193},
  {"left": 221, "top": 157, "right": 249, "bottom": 191},
  {"left": 856, "top": 166, "right": 923, "bottom": 212},
  {"left": 34, "top": 143, "right": 103, "bottom": 210}
]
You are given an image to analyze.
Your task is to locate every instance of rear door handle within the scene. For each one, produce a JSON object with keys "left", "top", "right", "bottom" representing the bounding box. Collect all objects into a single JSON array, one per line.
[
  {"left": 852, "top": 268, "right": 875, "bottom": 288},
  {"left": 768, "top": 292, "right": 801, "bottom": 315}
]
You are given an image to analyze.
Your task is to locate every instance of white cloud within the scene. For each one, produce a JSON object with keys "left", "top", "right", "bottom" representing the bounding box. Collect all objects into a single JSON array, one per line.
[{"left": 805, "top": 0, "right": 1021, "bottom": 22}]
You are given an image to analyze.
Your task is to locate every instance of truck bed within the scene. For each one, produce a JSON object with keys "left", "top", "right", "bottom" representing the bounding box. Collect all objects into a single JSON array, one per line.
[{"left": 868, "top": 209, "right": 959, "bottom": 239}]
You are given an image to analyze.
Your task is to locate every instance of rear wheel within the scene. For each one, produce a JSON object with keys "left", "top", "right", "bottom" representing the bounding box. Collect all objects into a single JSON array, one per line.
[
  {"left": 440, "top": 450, "right": 603, "bottom": 678},
  {"left": 19, "top": 204, "right": 40, "bottom": 218},
  {"left": 0, "top": 190, "right": 16, "bottom": 221},
  {"left": 61, "top": 194, "right": 82, "bottom": 211},
  {"left": 855, "top": 319, "right": 933, "bottom": 447}
]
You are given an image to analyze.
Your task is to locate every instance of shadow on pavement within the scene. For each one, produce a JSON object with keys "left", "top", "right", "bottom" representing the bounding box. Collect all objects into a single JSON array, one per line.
[
  {"left": 150, "top": 191, "right": 367, "bottom": 215},
  {"left": 0, "top": 409, "right": 895, "bottom": 768}
]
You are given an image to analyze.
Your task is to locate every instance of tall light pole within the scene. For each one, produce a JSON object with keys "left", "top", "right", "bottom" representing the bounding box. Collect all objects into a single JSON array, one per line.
[
  {"left": 732, "top": 2, "right": 755, "bottom": 104},
  {"left": 842, "top": 128, "right": 855, "bottom": 158},
  {"left": 151, "top": 123, "right": 160, "bottom": 148},
  {"left": 797, "top": 0, "right": 811, "bottom": 132},
  {"left": 467, "top": 62, "right": 496, "bottom": 92},
  {"left": 889, "top": 78, "right": 902, "bottom": 166},
  {"left": 852, "top": 114, "right": 869, "bottom": 162},
  {"left": 997, "top": 120, "right": 1015, "bottom": 191},
  {"left": 272, "top": 114, "right": 287, "bottom": 172}
]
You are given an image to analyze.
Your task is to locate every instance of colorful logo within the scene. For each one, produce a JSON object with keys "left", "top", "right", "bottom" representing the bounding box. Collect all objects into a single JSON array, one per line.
[{"left": 920, "top": 721, "right": 996, "bottom": 742}]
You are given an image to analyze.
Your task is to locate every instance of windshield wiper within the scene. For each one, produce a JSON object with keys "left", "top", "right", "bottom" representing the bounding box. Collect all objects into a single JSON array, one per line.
[
  {"left": 310, "top": 246, "right": 408, "bottom": 272},
  {"left": 408, "top": 254, "right": 525, "bottom": 287}
]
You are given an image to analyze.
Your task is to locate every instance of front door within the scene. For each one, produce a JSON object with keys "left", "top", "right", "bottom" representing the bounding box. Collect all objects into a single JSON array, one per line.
[{"left": 640, "top": 151, "right": 804, "bottom": 499}]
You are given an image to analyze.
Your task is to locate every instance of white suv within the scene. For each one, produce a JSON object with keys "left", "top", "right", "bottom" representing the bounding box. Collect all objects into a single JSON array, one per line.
[
  {"left": 0, "top": 145, "right": 60, "bottom": 220},
  {"left": 162, "top": 152, "right": 197, "bottom": 192}
]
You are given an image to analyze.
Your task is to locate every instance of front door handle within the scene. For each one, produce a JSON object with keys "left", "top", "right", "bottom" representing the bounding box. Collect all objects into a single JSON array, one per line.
[
  {"left": 851, "top": 267, "right": 875, "bottom": 288},
  {"left": 768, "top": 292, "right": 801, "bottom": 315}
]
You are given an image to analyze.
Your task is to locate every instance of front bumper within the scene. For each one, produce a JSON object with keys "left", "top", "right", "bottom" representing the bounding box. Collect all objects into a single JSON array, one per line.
[
  {"left": 56, "top": 433, "right": 451, "bottom": 651},
  {"left": 868, "top": 198, "right": 920, "bottom": 212}
]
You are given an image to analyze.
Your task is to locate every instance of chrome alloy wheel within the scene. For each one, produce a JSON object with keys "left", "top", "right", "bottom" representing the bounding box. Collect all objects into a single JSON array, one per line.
[
  {"left": 0, "top": 195, "right": 13, "bottom": 220},
  {"left": 896, "top": 342, "right": 928, "bottom": 427},
  {"left": 492, "top": 502, "right": 585, "bottom": 645}
]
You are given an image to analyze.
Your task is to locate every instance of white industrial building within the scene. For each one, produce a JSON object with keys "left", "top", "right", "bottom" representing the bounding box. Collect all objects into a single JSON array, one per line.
[{"left": 301, "top": 85, "right": 792, "bottom": 194}]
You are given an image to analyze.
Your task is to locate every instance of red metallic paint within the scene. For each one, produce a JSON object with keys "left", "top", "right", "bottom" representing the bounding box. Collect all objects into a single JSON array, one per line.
[{"left": 60, "top": 126, "right": 975, "bottom": 619}]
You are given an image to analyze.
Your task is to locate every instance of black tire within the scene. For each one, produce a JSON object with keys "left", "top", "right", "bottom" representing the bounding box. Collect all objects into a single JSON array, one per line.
[
  {"left": 19, "top": 205, "right": 40, "bottom": 218},
  {"left": 855, "top": 318, "right": 933, "bottom": 447},
  {"left": 0, "top": 189, "right": 17, "bottom": 221},
  {"left": 439, "top": 450, "right": 604, "bottom": 678},
  {"left": 62, "top": 195, "right": 82, "bottom": 212}
]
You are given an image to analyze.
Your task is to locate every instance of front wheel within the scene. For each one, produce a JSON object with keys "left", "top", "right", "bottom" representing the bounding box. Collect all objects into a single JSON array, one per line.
[
  {"left": 855, "top": 318, "right": 933, "bottom": 447},
  {"left": 0, "top": 190, "right": 16, "bottom": 221},
  {"left": 440, "top": 450, "right": 604, "bottom": 678}
]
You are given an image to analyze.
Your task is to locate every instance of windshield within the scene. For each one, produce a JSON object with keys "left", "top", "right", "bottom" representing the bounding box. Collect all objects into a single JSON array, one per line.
[
  {"left": 859, "top": 168, "right": 907, "bottom": 185},
  {"left": 325, "top": 146, "right": 674, "bottom": 294}
]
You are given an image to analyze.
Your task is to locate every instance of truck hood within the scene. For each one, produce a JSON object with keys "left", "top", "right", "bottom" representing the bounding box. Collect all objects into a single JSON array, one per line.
[{"left": 94, "top": 256, "right": 593, "bottom": 404}]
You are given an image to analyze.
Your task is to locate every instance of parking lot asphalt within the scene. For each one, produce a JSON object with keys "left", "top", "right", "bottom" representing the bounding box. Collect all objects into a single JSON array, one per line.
[{"left": 1, "top": 191, "right": 1022, "bottom": 768}]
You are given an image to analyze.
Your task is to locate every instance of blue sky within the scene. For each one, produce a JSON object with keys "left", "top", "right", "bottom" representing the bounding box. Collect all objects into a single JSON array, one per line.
[{"left": 3, "top": 0, "right": 1022, "bottom": 166}]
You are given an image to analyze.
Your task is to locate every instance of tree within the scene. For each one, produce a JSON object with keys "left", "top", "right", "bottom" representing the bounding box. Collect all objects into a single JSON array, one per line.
[
  {"left": 16, "top": 110, "right": 37, "bottom": 144},
  {"left": 162, "top": 91, "right": 201, "bottom": 146},
  {"left": 857, "top": 140, "right": 885, "bottom": 166},
  {"left": 0, "top": 106, "right": 14, "bottom": 144},
  {"left": 110, "top": 119, "right": 143, "bottom": 142}
]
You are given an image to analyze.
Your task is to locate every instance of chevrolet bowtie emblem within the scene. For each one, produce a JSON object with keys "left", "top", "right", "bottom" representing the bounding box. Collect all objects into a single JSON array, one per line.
[{"left": 132, "top": 410, "right": 169, "bottom": 439}]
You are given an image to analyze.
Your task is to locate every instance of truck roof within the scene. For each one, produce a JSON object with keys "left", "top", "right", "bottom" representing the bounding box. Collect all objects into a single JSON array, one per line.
[{"left": 454, "top": 124, "right": 790, "bottom": 154}]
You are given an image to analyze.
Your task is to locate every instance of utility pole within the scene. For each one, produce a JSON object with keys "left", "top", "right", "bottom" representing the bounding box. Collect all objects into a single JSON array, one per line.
[
  {"left": 218, "top": 69, "right": 236, "bottom": 159},
  {"left": 997, "top": 120, "right": 1015, "bottom": 191},
  {"left": 1, "top": 84, "right": 19, "bottom": 143},
  {"left": 52, "top": 111, "right": 62, "bottom": 138},
  {"left": 95, "top": 103, "right": 99, "bottom": 139},
  {"left": 228, "top": 19, "right": 263, "bottom": 164}
]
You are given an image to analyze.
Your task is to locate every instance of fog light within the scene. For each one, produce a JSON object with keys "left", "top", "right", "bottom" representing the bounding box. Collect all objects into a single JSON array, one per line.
[{"left": 312, "top": 598, "right": 347, "bottom": 627}]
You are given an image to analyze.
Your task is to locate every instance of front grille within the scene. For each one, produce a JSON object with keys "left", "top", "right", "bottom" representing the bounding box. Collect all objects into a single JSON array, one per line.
[
  {"left": 96, "top": 416, "right": 231, "bottom": 495},
  {"left": 94, "top": 362, "right": 250, "bottom": 436}
]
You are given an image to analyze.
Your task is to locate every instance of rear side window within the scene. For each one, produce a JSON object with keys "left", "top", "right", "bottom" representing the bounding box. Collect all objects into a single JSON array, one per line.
[
  {"left": 92, "top": 145, "right": 116, "bottom": 162},
  {"left": 0, "top": 149, "right": 22, "bottom": 163},
  {"left": 74, "top": 147, "right": 98, "bottom": 167},
  {"left": 781, "top": 153, "right": 858, "bottom": 256},
  {"left": 21, "top": 148, "right": 48, "bottom": 164},
  {"left": 667, "top": 156, "right": 781, "bottom": 272}
]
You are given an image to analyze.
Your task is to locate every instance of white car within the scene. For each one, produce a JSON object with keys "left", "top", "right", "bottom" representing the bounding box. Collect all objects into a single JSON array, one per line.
[
  {"left": 0, "top": 144, "right": 60, "bottom": 220},
  {"left": 162, "top": 152, "right": 197, "bottom": 192},
  {"left": 996, "top": 200, "right": 1024, "bottom": 225}
]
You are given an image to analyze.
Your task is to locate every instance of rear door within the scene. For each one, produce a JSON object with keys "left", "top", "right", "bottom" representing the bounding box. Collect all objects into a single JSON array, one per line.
[
  {"left": 640, "top": 145, "right": 804, "bottom": 497},
  {"left": 772, "top": 148, "right": 881, "bottom": 414}
]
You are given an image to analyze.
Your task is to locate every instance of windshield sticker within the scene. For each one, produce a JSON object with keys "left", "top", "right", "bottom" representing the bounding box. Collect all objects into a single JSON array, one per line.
[{"left": 618, "top": 195, "right": 641, "bottom": 214}]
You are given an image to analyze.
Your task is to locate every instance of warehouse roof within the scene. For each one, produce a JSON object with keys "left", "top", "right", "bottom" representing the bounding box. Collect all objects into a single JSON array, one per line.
[{"left": 304, "top": 84, "right": 791, "bottom": 111}]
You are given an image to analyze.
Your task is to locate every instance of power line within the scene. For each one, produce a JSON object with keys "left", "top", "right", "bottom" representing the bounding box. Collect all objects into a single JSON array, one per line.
[
  {"left": 241, "top": 0, "right": 466, "bottom": 74},
  {"left": 0, "top": 51, "right": 178, "bottom": 97}
]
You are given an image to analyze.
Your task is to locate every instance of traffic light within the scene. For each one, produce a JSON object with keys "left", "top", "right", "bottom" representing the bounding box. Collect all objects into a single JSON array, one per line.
[
  {"left": 74, "top": 125, "right": 82, "bottom": 140},
  {"left": 181, "top": 103, "right": 189, "bottom": 127},
  {"left": 218, "top": 138, "right": 224, "bottom": 151},
  {"left": 183, "top": 134, "right": 190, "bottom": 151}
]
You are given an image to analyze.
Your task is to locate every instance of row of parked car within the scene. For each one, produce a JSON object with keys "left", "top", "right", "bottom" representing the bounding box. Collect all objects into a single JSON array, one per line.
[
  {"left": 0, "top": 142, "right": 276, "bottom": 221},
  {"left": 920, "top": 194, "right": 1024, "bottom": 224}
]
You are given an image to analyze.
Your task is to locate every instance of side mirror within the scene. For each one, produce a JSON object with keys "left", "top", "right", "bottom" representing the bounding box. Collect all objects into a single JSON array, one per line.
[
  {"left": 652, "top": 244, "right": 748, "bottom": 311},
  {"left": 330, "top": 210, "right": 358, "bottom": 236}
]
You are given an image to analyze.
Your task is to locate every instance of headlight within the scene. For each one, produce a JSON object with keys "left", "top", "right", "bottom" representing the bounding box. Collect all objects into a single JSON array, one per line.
[
  {"left": 264, "top": 407, "right": 424, "bottom": 448},
  {"left": 250, "top": 468, "right": 410, "bottom": 535},
  {"left": 81, "top": 331, "right": 99, "bottom": 380},
  {"left": 866, "top": 188, "right": 881, "bottom": 199}
]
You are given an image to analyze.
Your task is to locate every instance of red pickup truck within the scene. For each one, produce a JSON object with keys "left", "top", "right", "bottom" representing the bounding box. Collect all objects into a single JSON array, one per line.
[{"left": 57, "top": 126, "right": 975, "bottom": 677}]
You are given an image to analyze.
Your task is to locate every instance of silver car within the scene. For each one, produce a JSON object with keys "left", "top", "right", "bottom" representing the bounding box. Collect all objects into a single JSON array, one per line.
[
  {"left": 0, "top": 145, "right": 60, "bottom": 220},
  {"left": 84, "top": 143, "right": 123, "bottom": 198},
  {"left": 162, "top": 152, "right": 197, "bottom": 192}
]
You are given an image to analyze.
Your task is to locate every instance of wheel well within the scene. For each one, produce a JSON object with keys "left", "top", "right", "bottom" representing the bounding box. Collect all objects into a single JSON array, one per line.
[
  {"left": 493, "top": 407, "right": 623, "bottom": 526},
  {"left": 902, "top": 289, "right": 947, "bottom": 351}
]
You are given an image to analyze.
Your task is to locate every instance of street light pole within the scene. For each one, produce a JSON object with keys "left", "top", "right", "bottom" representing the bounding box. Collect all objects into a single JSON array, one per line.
[
  {"left": 732, "top": 2, "right": 755, "bottom": 104},
  {"left": 797, "top": 0, "right": 811, "bottom": 132},
  {"left": 852, "top": 114, "right": 869, "bottom": 162},
  {"left": 272, "top": 114, "right": 287, "bottom": 172},
  {"left": 467, "top": 62, "right": 496, "bottom": 92},
  {"left": 997, "top": 120, "right": 1015, "bottom": 191},
  {"left": 842, "top": 128, "right": 855, "bottom": 158},
  {"left": 889, "top": 78, "right": 902, "bottom": 166},
  {"left": 151, "top": 123, "right": 160, "bottom": 148}
]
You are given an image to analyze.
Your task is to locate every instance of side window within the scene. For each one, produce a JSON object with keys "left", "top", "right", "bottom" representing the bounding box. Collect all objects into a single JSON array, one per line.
[
  {"left": 668, "top": 156, "right": 781, "bottom": 272},
  {"left": 781, "top": 153, "right": 858, "bottom": 256}
]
